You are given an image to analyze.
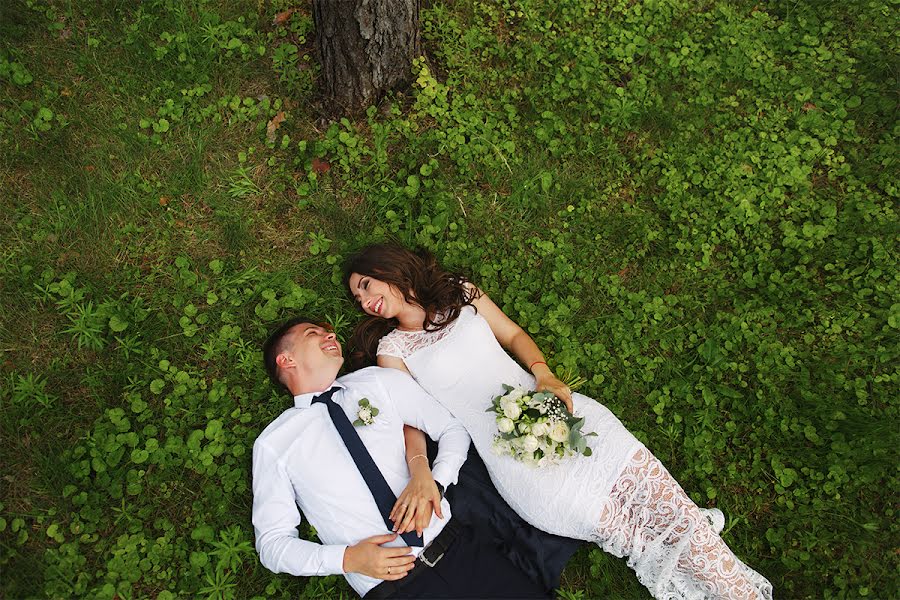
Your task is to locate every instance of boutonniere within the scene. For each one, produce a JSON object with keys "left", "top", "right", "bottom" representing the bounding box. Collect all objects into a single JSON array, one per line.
[{"left": 353, "top": 398, "right": 379, "bottom": 426}]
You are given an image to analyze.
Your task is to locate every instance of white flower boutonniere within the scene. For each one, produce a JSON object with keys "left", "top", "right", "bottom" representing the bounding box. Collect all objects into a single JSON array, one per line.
[{"left": 353, "top": 398, "right": 379, "bottom": 426}]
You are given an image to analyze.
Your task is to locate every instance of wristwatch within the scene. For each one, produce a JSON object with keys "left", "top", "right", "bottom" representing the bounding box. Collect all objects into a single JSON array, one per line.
[{"left": 435, "top": 481, "right": 445, "bottom": 499}]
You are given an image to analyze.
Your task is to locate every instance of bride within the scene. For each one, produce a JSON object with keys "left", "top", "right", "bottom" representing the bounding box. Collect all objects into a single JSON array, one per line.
[{"left": 345, "top": 243, "right": 772, "bottom": 599}]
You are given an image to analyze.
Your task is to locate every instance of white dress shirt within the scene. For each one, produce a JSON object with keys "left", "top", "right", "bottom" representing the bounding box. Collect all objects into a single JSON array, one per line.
[{"left": 252, "top": 366, "right": 471, "bottom": 596}]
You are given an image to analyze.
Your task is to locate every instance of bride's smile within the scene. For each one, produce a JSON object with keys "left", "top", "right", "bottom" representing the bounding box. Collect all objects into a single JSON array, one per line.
[{"left": 348, "top": 272, "right": 424, "bottom": 329}]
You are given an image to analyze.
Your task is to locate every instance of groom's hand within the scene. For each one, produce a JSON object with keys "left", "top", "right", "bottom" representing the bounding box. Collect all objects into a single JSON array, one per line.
[
  {"left": 392, "top": 462, "right": 443, "bottom": 537},
  {"left": 343, "top": 533, "right": 416, "bottom": 580}
]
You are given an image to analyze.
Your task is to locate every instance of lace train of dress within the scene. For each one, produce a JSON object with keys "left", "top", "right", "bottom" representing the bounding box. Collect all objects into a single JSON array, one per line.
[{"left": 595, "top": 448, "right": 774, "bottom": 600}]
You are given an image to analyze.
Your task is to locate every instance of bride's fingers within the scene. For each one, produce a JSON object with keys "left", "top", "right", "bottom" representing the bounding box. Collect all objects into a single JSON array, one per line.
[
  {"left": 397, "top": 502, "right": 418, "bottom": 533},
  {"left": 392, "top": 499, "right": 413, "bottom": 530},
  {"left": 552, "top": 384, "right": 574, "bottom": 411},
  {"left": 398, "top": 502, "right": 419, "bottom": 534},
  {"left": 399, "top": 498, "right": 424, "bottom": 534},
  {"left": 389, "top": 496, "right": 407, "bottom": 522},
  {"left": 539, "top": 381, "right": 574, "bottom": 410}
]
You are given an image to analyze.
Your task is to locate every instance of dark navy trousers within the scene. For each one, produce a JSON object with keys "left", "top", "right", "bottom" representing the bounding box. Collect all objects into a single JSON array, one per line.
[{"left": 365, "top": 522, "right": 550, "bottom": 599}]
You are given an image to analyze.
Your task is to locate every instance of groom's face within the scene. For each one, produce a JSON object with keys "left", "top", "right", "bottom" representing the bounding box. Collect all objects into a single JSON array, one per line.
[{"left": 279, "top": 323, "right": 344, "bottom": 379}]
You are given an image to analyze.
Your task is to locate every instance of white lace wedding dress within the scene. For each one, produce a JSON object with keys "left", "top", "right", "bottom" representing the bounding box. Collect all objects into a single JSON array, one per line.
[{"left": 378, "top": 306, "right": 773, "bottom": 599}]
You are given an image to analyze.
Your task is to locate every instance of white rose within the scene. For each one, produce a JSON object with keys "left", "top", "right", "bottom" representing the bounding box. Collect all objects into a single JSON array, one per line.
[
  {"left": 497, "top": 417, "right": 515, "bottom": 433},
  {"left": 531, "top": 422, "right": 548, "bottom": 437},
  {"left": 518, "top": 422, "right": 530, "bottom": 434},
  {"left": 492, "top": 438, "right": 512, "bottom": 456},
  {"left": 502, "top": 402, "right": 522, "bottom": 420},
  {"left": 503, "top": 388, "right": 524, "bottom": 402},
  {"left": 521, "top": 435, "right": 539, "bottom": 453},
  {"left": 358, "top": 407, "right": 372, "bottom": 422},
  {"left": 549, "top": 421, "right": 570, "bottom": 443}
]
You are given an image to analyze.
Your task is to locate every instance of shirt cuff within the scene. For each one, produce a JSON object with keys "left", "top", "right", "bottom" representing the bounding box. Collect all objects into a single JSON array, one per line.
[
  {"left": 430, "top": 462, "right": 456, "bottom": 490},
  {"left": 325, "top": 544, "right": 350, "bottom": 575}
]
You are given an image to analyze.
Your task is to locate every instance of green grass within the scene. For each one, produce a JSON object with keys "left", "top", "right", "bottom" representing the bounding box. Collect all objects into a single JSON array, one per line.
[{"left": 1, "top": 0, "right": 898, "bottom": 598}]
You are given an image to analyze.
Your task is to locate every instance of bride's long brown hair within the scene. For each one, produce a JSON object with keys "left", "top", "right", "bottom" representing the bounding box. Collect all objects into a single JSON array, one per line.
[{"left": 344, "top": 244, "right": 480, "bottom": 369}]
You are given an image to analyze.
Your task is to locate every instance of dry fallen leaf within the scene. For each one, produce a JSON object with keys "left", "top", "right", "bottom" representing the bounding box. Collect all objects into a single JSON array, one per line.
[
  {"left": 84, "top": 165, "right": 95, "bottom": 173},
  {"left": 802, "top": 102, "right": 818, "bottom": 111},
  {"left": 311, "top": 157, "right": 331, "bottom": 174},
  {"left": 266, "top": 111, "right": 286, "bottom": 142},
  {"left": 273, "top": 9, "right": 297, "bottom": 26},
  {"left": 159, "top": 196, "right": 170, "bottom": 206}
]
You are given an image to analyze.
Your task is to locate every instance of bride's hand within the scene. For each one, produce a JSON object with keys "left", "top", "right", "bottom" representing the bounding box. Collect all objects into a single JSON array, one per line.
[
  {"left": 535, "top": 372, "right": 574, "bottom": 413},
  {"left": 390, "top": 463, "right": 443, "bottom": 536}
]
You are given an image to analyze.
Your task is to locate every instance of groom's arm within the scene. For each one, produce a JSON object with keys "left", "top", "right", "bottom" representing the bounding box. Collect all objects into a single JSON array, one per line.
[
  {"left": 377, "top": 369, "right": 470, "bottom": 488},
  {"left": 251, "top": 441, "right": 347, "bottom": 577}
]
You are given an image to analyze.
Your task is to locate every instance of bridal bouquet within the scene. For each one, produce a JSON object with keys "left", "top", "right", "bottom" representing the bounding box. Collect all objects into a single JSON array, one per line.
[{"left": 488, "top": 384, "right": 596, "bottom": 466}]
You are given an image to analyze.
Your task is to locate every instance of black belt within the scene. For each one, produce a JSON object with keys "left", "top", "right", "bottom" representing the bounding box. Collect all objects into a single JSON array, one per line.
[{"left": 365, "top": 518, "right": 463, "bottom": 599}]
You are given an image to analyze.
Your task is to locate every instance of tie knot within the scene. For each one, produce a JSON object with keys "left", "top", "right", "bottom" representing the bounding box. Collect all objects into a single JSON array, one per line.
[{"left": 312, "top": 386, "right": 341, "bottom": 405}]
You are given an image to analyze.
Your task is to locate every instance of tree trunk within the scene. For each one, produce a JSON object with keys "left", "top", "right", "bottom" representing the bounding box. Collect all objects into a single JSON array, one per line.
[{"left": 313, "top": 0, "right": 421, "bottom": 116}]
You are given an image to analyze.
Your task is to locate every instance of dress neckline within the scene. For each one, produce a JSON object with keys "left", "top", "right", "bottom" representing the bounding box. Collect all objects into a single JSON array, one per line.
[
  {"left": 395, "top": 327, "right": 425, "bottom": 334},
  {"left": 388, "top": 306, "right": 472, "bottom": 337}
]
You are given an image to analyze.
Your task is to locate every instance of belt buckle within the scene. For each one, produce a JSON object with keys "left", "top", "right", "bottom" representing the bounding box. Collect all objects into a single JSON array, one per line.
[{"left": 419, "top": 549, "right": 444, "bottom": 568}]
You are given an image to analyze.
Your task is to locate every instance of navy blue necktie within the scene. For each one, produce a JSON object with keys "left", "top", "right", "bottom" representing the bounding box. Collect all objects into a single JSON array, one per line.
[{"left": 312, "top": 387, "right": 423, "bottom": 547}]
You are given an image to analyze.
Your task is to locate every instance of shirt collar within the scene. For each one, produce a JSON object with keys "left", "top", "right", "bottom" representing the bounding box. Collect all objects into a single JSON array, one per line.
[{"left": 293, "top": 379, "right": 345, "bottom": 409}]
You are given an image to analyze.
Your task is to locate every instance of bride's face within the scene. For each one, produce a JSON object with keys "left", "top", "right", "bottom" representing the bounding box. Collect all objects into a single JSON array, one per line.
[{"left": 348, "top": 272, "right": 408, "bottom": 319}]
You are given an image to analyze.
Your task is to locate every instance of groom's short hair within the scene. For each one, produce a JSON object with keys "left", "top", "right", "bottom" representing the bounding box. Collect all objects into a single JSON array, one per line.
[{"left": 262, "top": 316, "right": 319, "bottom": 394}]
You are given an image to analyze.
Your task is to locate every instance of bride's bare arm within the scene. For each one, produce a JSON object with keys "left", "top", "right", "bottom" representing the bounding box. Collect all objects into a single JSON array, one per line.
[
  {"left": 376, "top": 353, "right": 413, "bottom": 375},
  {"left": 470, "top": 286, "right": 574, "bottom": 411},
  {"left": 377, "top": 354, "right": 444, "bottom": 536}
]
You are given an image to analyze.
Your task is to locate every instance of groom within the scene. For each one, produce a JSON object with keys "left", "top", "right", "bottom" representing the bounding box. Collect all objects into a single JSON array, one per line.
[{"left": 253, "top": 316, "right": 549, "bottom": 598}]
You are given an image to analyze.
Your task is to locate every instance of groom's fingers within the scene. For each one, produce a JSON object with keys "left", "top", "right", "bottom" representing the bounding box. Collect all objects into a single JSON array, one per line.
[
  {"left": 387, "top": 554, "right": 417, "bottom": 567},
  {"left": 365, "top": 533, "right": 399, "bottom": 545},
  {"left": 414, "top": 498, "right": 431, "bottom": 534},
  {"left": 415, "top": 507, "right": 429, "bottom": 536},
  {"left": 382, "top": 545, "right": 414, "bottom": 557},
  {"left": 381, "top": 557, "right": 415, "bottom": 581},
  {"left": 432, "top": 490, "right": 444, "bottom": 519},
  {"left": 415, "top": 493, "right": 441, "bottom": 534}
]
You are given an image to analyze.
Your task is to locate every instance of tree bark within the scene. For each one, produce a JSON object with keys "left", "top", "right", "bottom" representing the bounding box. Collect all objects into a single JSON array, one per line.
[{"left": 313, "top": 0, "right": 421, "bottom": 116}]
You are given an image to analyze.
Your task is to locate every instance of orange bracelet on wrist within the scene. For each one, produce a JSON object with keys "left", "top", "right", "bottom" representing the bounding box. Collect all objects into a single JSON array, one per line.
[{"left": 529, "top": 360, "right": 547, "bottom": 371}]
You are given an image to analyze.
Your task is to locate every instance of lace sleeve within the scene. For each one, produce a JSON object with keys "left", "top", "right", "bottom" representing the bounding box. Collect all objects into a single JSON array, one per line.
[{"left": 376, "top": 334, "right": 405, "bottom": 359}]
